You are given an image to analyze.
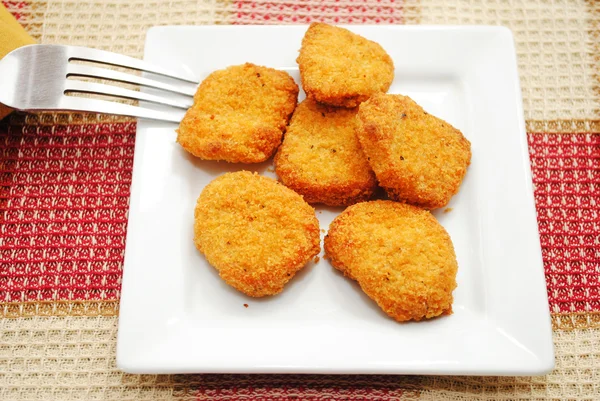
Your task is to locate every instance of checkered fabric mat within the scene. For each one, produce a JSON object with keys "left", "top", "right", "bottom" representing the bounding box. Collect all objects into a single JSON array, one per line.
[{"left": 1, "top": 1, "right": 599, "bottom": 400}]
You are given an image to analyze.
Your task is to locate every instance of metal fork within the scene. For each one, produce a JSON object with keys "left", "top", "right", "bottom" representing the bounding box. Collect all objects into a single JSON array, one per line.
[{"left": 0, "top": 44, "right": 199, "bottom": 123}]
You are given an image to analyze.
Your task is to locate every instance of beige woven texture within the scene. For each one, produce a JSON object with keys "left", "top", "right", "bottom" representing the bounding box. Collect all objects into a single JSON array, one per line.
[
  {"left": 42, "top": 0, "right": 232, "bottom": 56},
  {"left": 2, "top": 1, "right": 600, "bottom": 400},
  {"left": 1, "top": 317, "right": 598, "bottom": 400},
  {"left": 420, "top": 0, "right": 600, "bottom": 130}
]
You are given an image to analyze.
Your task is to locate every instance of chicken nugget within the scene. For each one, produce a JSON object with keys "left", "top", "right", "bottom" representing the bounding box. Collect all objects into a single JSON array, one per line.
[
  {"left": 274, "top": 98, "right": 377, "bottom": 206},
  {"left": 177, "top": 63, "right": 299, "bottom": 163},
  {"left": 324, "top": 200, "right": 458, "bottom": 322},
  {"left": 194, "top": 171, "right": 320, "bottom": 297},
  {"left": 356, "top": 93, "right": 471, "bottom": 209},
  {"left": 297, "top": 23, "right": 394, "bottom": 108}
]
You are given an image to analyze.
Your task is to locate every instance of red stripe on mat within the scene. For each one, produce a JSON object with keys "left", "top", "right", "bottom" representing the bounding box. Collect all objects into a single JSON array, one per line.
[
  {"left": 232, "top": 0, "right": 407, "bottom": 24},
  {"left": 1, "top": 121, "right": 135, "bottom": 303},
  {"left": 1, "top": 118, "right": 599, "bottom": 314},
  {"left": 2, "top": 1, "right": 28, "bottom": 21},
  {"left": 191, "top": 375, "right": 413, "bottom": 400},
  {"left": 528, "top": 133, "right": 600, "bottom": 315}
]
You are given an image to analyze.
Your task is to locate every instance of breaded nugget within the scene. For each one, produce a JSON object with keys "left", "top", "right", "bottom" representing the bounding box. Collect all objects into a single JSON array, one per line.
[
  {"left": 356, "top": 93, "right": 471, "bottom": 209},
  {"left": 324, "top": 200, "right": 458, "bottom": 322},
  {"left": 274, "top": 98, "right": 377, "bottom": 206},
  {"left": 194, "top": 171, "right": 320, "bottom": 297},
  {"left": 297, "top": 23, "right": 394, "bottom": 108},
  {"left": 177, "top": 63, "right": 299, "bottom": 163}
]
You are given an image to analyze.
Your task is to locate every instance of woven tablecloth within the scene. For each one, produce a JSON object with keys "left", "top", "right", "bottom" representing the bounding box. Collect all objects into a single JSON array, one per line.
[{"left": 1, "top": 1, "right": 599, "bottom": 400}]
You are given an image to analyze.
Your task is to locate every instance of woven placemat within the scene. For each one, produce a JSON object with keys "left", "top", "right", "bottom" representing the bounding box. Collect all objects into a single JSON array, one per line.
[{"left": 1, "top": 1, "right": 599, "bottom": 400}]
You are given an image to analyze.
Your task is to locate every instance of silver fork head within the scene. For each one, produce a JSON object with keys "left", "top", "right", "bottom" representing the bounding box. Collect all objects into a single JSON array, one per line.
[{"left": 0, "top": 44, "right": 199, "bottom": 123}]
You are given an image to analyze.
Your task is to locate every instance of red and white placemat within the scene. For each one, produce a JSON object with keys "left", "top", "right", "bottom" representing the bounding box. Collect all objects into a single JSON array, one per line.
[{"left": 1, "top": 1, "right": 599, "bottom": 400}]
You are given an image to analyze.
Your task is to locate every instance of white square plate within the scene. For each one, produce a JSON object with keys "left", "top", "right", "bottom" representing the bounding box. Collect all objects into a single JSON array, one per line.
[{"left": 117, "top": 25, "right": 554, "bottom": 375}]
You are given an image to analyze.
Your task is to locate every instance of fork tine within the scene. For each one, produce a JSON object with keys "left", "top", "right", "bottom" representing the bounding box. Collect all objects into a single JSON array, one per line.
[
  {"left": 64, "top": 45, "right": 198, "bottom": 84},
  {"left": 59, "top": 96, "right": 186, "bottom": 123},
  {"left": 67, "top": 64, "right": 197, "bottom": 97},
  {"left": 64, "top": 80, "right": 194, "bottom": 109}
]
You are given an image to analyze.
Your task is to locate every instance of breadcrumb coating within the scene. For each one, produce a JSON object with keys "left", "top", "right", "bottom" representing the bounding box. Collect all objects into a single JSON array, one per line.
[
  {"left": 194, "top": 171, "right": 320, "bottom": 297},
  {"left": 356, "top": 93, "right": 471, "bottom": 209},
  {"left": 177, "top": 63, "right": 299, "bottom": 163},
  {"left": 297, "top": 23, "right": 394, "bottom": 108},
  {"left": 324, "top": 200, "right": 458, "bottom": 322},
  {"left": 274, "top": 98, "right": 377, "bottom": 206}
]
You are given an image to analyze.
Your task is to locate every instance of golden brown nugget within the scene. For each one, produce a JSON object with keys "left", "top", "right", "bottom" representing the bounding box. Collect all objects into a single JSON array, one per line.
[
  {"left": 194, "top": 171, "right": 320, "bottom": 297},
  {"left": 177, "top": 63, "right": 298, "bottom": 163},
  {"left": 324, "top": 200, "right": 458, "bottom": 322},
  {"left": 297, "top": 23, "right": 394, "bottom": 108},
  {"left": 357, "top": 93, "right": 471, "bottom": 209},
  {"left": 274, "top": 98, "right": 377, "bottom": 206}
]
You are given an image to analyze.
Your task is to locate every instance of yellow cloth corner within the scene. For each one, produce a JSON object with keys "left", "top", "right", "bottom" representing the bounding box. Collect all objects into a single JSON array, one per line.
[{"left": 0, "top": 4, "right": 36, "bottom": 120}]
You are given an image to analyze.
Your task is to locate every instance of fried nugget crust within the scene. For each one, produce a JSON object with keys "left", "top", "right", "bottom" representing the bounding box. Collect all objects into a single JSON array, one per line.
[
  {"left": 194, "top": 171, "right": 320, "bottom": 297},
  {"left": 324, "top": 200, "right": 458, "bottom": 322},
  {"left": 297, "top": 23, "right": 394, "bottom": 108},
  {"left": 177, "top": 63, "right": 299, "bottom": 163},
  {"left": 356, "top": 94, "right": 471, "bottom": 209},
  {"left": 274, "top": 99, "right": 377, "bottom": 206}
]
